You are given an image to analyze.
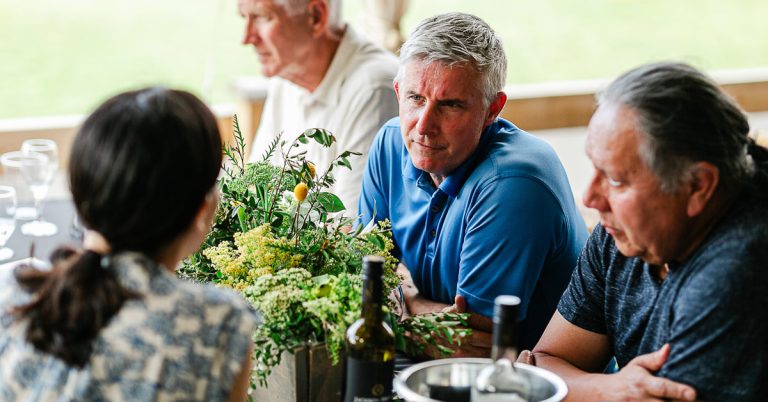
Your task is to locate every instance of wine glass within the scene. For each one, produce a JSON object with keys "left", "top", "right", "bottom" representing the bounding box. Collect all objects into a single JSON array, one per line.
[
  {"left": 0, "top": 186, "right": 17, "bottom": 261},
  {"left": 22, "top": 139, "right": 60, "bottom": 190},
  {"left": 1, "top": 152, "right": 36, "bottom": 220},
  {"left": 22, "top": 139, "right": 60, "bottom": 169},
  {"left": 9, "top": 152, "right": 57, "bottom": 237},
  {"left": 19, "top": 139, "right": 59, "bottom": 237}
]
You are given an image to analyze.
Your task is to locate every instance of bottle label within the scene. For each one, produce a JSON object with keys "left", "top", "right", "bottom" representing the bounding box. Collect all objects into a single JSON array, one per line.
[{"left": 344, "top": 357, "right": 394, "bottom": 402}]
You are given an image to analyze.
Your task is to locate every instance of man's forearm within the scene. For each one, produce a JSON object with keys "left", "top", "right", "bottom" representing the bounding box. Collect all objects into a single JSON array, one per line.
[
  {"left": 396, "top": 263, "right": 492, "bottom": 357},
  {"left": 397, "top": 263, "right": 492, "bottom": 331},
  {"left": 531, "top": 349, "right": 697, "bottom": 402},
  {"left": 531, "top": 353, "right": 609, "bottom": 402},
  {"left": 400, "top": 280, "right": 451, "bottom": 314},
  {"left": 397, "top": 263, "right": 450, "bottom": 315}
]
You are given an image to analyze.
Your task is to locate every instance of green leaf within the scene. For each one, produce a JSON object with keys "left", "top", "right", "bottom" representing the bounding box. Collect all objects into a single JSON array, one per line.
[
  {"left": 336, "top": 157, "right": 352, "bottom": 170},
  {"left": 338, "top": 150, "right": 362, "bottom": 158},
  {"left": 305, "top": 128, "right": 336, "bottom": 147},
  {"left": 316, "top": 192, "right": 345, "bottom": 213},
  {"left": 271, "top": 213, "right": 284, "bottom": 227},
  {"left": 237, "top": 206, "right": 248, "bottom": 232},
  {"left": 365, "top": 233, "right": 386, "bottom": 250}
]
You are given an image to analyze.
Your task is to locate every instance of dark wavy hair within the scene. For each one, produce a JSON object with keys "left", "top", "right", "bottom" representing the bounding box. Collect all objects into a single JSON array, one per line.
[
  {"left": 13, "top": 87, "right": 222, "bottom": 367},
  {"left": 598, "top": 62, "right": 768, "bottom": 196}
]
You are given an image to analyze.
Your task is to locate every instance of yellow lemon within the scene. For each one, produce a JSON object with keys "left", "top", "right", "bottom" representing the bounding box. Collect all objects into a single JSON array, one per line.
[{"left": 294, "top": 182, "right": 309, "bottom": 202}]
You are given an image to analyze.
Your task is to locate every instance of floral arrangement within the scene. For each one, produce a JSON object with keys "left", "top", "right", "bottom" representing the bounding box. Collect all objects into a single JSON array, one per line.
[{"left": 180, "top": 117, "right": 469, "bottom": 387}]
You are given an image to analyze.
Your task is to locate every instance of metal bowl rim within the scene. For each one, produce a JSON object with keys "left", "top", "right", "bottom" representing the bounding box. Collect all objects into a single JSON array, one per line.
[{"left": 393, "top": 357, "right": 568, "bottom": 402}]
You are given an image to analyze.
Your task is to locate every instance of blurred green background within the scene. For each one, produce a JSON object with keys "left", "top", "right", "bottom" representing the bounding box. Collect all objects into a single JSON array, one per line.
[{"left": 2, "top": 0, "right": 767, "bottom": 119}]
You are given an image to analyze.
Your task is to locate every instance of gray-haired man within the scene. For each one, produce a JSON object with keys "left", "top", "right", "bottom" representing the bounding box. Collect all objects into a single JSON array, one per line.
[
  {"left": 239, "top": 0, "right": 398, "bottom": 210},
  {"left": 359, "top": 12, "right": 587, "bottom": 356},
  {"left": 525, "top": 62, "right": 768, "bottom": 401}
]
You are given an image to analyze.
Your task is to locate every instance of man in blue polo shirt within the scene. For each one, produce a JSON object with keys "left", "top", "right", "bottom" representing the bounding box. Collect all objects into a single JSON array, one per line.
[{"left": 358, "top": 12, "right": 588, "bottom": 354}]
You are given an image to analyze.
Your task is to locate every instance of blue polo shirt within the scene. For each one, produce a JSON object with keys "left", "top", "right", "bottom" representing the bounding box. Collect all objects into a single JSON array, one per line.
[{"left": 359, "top": 117, "right": 588, "bottom": 348}]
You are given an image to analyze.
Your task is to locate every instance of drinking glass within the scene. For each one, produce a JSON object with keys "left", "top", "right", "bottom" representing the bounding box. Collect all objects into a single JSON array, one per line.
[
  {"left": 22, "top": 139, "right": 60, "bottom": 171},
  {"left": 0, "top": 186, "right": 17, "bottom": 261},
  {"left": 19, "top": 139, "right": 59, "bottom": 237},
  {"left": 1, "top": 152, "right": 36, "bottom": 220},
  {"left": 5, "top": 152, "right": 57, "bottom": 237}
]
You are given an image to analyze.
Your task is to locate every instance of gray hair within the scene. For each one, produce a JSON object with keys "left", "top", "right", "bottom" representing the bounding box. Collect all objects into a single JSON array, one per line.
[
  {"left": 396, "top": 12, "right": 507, "bottom": 106},
  {"left": 598, "top": 62, "right": 752, "bottom": 194},
  {"left": 277, "top": 0, "right": 343, "bottom": 30}
]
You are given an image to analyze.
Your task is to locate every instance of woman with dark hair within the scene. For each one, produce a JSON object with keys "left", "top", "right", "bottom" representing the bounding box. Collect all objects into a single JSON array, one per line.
[{"left": 0, "top": 87, "right": 257, "bottom": 401}]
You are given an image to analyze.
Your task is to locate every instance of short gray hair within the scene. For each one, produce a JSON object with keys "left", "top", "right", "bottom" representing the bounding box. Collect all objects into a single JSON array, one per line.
[
  {"left": 276, "top": 0, "right": 342, "bottom": 30},
  {"left": 598, "top": 62, "right": 752, "bottom": 194},
  {"left": 396, "top": 12, "right": 507, "bottom": 106}
]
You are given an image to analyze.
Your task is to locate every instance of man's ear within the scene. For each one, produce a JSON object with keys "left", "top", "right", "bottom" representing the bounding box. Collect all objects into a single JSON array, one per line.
[
  {"left": 484, "top": 91, "right": 507, "bottom": 126},
  {"left": 394, "top": 81, "right": 400, "bottom": 100},
  {"left": 686, "top": 161, "right": 719, "bottom": 217},
  {"left": 308, "top": 0, "right": 328, "bottom": 35}
]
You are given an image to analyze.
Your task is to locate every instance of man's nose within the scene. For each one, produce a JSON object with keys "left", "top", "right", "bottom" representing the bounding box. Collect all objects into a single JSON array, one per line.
[
  {"left": 242, "top": 17, "right": 258, "bottom": 45},
  {"left": 582, "top": 172, "right": 609, "bottom": 212},
  {"left": 416, "top": 104, "right": 438, "bottom": 136}
]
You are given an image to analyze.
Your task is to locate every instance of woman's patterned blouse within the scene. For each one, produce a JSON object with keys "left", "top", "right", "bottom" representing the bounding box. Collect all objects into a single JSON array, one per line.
[{"left": 0, "top": 252, "right": 258, "bottom": 401}]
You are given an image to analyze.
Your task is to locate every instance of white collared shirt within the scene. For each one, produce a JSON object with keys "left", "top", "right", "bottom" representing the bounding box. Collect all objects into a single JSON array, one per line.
[{"left": 249, "top": 25, "right": 399, "bottom": 212}]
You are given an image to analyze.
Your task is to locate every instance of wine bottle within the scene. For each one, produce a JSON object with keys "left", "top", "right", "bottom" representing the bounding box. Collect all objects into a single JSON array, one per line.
[
  {"left": 472, "top": 295, "right": 532, "bottom": 402},
  {"left": 344, "top": 255, "right": 395, "bottom": 402}
]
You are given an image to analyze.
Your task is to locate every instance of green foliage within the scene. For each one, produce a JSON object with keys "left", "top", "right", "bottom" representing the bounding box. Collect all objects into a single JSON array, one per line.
[
  {"left": 180, "top": 117, "right": 469, "bottom": 388},
  {"left": 393, "top": 313, "right": 473, "bottom": 357}
]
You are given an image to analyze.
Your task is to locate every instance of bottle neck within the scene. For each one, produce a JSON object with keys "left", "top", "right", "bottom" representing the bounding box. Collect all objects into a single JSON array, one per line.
[
  {"left": 491, "top": 344, "right": 519, "bottom": 362},
  {"left": 360, "top": 274, "right": 383, "bottom": 323},
  {"left": 490, "top": 318, "right": 518, "bottom": 361}
]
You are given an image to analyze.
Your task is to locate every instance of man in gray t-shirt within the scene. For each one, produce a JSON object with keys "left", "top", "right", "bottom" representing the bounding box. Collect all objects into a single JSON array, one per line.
[{"left": 521, "top": 62, "right": 768, "bottom": 401}]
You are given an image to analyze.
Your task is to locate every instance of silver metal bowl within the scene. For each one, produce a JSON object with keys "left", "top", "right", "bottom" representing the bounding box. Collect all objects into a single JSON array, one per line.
[{"left": 394, "top": 357, "right": 567, "bottom": 402}]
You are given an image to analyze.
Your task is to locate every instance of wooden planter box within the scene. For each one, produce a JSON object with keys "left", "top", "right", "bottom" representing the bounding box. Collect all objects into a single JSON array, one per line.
[{"left": 251, "top": 343, "right": 344, "bottom": 402}]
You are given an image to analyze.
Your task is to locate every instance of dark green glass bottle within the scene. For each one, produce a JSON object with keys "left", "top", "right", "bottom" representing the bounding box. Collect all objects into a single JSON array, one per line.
[{"left": 344, "top": 255, "right": 395, "bottom": 402}]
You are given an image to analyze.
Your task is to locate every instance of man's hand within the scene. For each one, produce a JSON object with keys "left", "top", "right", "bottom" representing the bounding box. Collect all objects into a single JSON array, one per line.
[
  {"left": 599, "top": 344, "right": 697, "bottom": 402},
  {"left": 532, "top": 313, "right": 698, "bottom": 401},
  {"left": 531, "top": 344, "right": 697, "bottom": 401},
  {"left": 443, "top": 294, "right": 493, "bottom": 332},
  {"left": 440, "top": 293, "right": 468, "bottom": 314},
  {"left": 424, "top": 295, "right": 493, "bottom": 358},
  {"left": 395, "top": 263, "right": 493, "bottom": 358},
  {"left": 517, "top": 350, "right": 535, "bottom": 366},
  {"left": 397, "top": 263, "right": 450, "bottom": 315}
]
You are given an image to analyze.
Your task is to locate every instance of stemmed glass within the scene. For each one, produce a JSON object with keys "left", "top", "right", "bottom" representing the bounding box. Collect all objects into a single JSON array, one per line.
[
  {"left": 22, "top": 139, "right": 60, "bottom": 178},
  {"left": 16, "top": 153, "right": 57, "bottom": 236},
  {"left": 17, "top": 139, "right": 59, "bottom": 237},
  {"left": 0, "top": 186, "right": 17, "bottom": 261}
]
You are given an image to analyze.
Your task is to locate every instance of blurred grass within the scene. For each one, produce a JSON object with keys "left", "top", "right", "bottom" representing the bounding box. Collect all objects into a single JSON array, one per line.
[{"left": 2, "top": 0, "right": 768, "bottom": 119}]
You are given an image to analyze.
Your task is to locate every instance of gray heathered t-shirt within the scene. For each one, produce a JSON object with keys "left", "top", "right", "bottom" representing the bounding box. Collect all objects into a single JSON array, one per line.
[{"left": 558, "top": 194, "right": 768, "bottom": 402}]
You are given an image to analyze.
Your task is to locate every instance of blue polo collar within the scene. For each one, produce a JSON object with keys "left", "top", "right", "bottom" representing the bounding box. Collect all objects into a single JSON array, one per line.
[{"left": 402, "top": 121, "right": 498, "bottom": 197}]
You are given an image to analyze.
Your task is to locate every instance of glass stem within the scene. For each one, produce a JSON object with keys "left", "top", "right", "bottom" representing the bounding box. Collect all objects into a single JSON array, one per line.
[{"left": 34, "top": 196, "right": 43, "bottom": 220}]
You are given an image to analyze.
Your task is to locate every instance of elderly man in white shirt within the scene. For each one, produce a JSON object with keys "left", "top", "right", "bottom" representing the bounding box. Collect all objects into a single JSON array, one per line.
[{"left": 239, "top": 0, "right": 399, "bottom": 210}]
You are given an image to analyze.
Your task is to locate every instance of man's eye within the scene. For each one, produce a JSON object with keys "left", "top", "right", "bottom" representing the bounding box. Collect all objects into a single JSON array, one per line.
[
  {"left": 408, "top": 95, "right": 423, "bottom": 102},
  {"left": 607, "top": 177, "right": 622, "bottom": 187},
  {"left": 249, "top": 11, "right": 270, "bottom": 22}
]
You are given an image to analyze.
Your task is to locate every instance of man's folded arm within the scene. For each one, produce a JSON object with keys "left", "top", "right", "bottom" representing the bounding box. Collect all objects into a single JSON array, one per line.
[{"left": 530, "top": 312, "right": 697, "bottom": 402}]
